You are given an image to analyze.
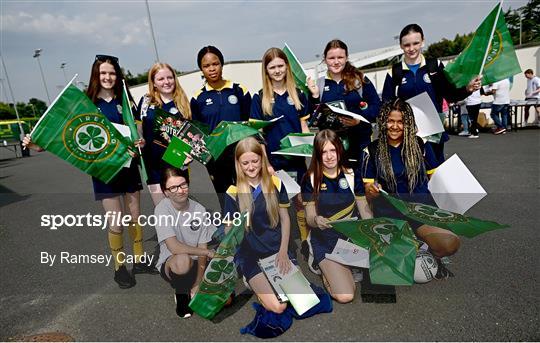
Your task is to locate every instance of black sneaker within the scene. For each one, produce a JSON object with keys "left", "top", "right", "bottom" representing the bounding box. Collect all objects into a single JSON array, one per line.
[
  {"left": 302, "top": 239, "right": 321, "bottom": 275},
  {"left": 174, "top": 294, "right": 193, "bottom": 318},
  {"left": 114, "top": 265, "right": 136, "bottom": 289},
  {"left": 434, "top": 263, "right": 455, "bottom": 280},
  {"left": 133, "top": 262, "right": 159, "bottom": 275}
]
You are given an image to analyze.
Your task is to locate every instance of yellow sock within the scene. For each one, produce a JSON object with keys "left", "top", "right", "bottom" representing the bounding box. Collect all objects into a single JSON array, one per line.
[
  {"left": 108, "top": 230, "right": 124, "bottom": 270},
  {"left": 128, "top": 222, "right": 144, "bottom": 264},
  {"left": 296, "top": 209, "right": 309, "bottom": 241}
]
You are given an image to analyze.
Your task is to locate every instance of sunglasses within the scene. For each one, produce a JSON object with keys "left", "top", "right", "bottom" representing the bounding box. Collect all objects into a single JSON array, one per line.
[{"left": 95, "top": 54, "right": 119, "bottom": 64}]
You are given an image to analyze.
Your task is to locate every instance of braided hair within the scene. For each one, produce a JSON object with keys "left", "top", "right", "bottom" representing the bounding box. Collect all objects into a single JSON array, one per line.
[{"left": 375, "top": 99, "right": 426, "bottom": 194}]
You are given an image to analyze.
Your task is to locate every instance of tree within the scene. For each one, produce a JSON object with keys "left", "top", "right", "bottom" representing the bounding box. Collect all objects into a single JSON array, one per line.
[
  {"left": 0, "top": 102, "right": 16, "bottom": 120},
  {"left": 28, "top": 98, "right": 47, "bottom": 117}
]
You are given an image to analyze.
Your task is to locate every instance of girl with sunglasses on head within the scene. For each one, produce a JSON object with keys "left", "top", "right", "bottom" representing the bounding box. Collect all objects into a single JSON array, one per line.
[
  {"left": 190, "top": 46, "right": 252, "bottom": 210},
  {"left": 24, "top": 54, "right": 155, "bottom": 288},
  {"left": 363, "top": 99, "right": 460, "bottom": 277},
  {"left": 223, "top": 136, "right": 295, "bottom": 314},
  {"left": 250, "top": 47, "right": 311, "bottom": 246},
  {"left": 307, "top": 39, "right": 381, "bottom": 169},
  {"left": 301, "top": 129, "right": 372, "bottom": 303},
  {"left": 381, "top": 24, "right": 482, "bottom": 163},
  {"left": 137, "top": 62, "right": 192, "bottom": 206}
]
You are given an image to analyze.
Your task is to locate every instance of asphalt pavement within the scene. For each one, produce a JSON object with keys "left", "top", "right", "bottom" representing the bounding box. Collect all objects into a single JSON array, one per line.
[{"left": 0, "top": 129, "right": 539, "bottom": 341}]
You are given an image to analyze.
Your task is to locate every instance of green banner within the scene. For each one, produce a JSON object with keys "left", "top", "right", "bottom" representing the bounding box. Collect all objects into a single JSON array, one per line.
[
  {"left": 382, "top": 193, "right": 508, "bottom": 238},
  {"left": 283, "top": 43, "right": 310, "bottom": 97},
  {"left": 444, "top": 3, "right": 521, "bottom": 87},
  {"left": 331, "top": 218, "right": 418, "bottom": 286},
  {"left": 189, "top": 216, "right": 245, "bottom": 319},
  {"left": 272, "top": 143, "right": 313, "bottom": 158},
  {"left": 31, "top": 84, "right": 132, "bottom": 183},
  {"left": 205, "top": 121, "right": 261, "bottom": 159},
  {"left": 122, "top": 81, "right": 148, "bottom": 182}
]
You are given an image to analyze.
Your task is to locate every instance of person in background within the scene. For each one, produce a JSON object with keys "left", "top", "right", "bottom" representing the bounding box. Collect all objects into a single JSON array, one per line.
[
  {"left": 484, "top": 78, "right": 511, "bottom": 135},
  {"left": 524, "top": 69, "right": 540, "bottom": 125},
  {"left": 464, "top": 90, "right": 482, "bottom": 139}
]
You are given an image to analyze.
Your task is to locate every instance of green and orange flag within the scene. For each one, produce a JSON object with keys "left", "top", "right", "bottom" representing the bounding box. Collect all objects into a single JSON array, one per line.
[
  {"left": 444, "top": 3, "right": 521, "bottom": 87},
  {"left": 31, "top": 82, "right": 132, "bottom": 183}
]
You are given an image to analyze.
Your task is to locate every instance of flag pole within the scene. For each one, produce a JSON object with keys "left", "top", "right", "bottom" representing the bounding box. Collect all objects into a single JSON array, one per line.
[
  {"left": 30, "top": 74, "right": 78, "bottom": 136},
  {"left": 479, "top": 1, "right": 503, "bottom": 76}
]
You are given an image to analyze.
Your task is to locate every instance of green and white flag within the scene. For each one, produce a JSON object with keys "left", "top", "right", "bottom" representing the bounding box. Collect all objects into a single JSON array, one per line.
[
  {"left": 330, "top": 218, "right": 419, "bottom": 286},
  {"left": 205, "top": 121, "right": 261, "bottom": 159},
  {"left": 444, "top": 3, "right": 521, "bottom": 87},
  {"left": 272, "top": 144, "right": 313, "bottom": 158},
  {"left": 279, "top": 132, "right": 315, "bottom": 149},
  {"left": 382, "top": 193, "right": 508, "bottom": 238},
  {"left": 283, "top": 43, "right": 310, "bottom": 96},
  {"left": 189, "top": 215, "right": 245, "bottom": 319},
  {"left": 122, "top": 81, "right": 148, "bottom": 182},
  {"left": 31, "top": 83, "right": 133, "bottom": 183}
]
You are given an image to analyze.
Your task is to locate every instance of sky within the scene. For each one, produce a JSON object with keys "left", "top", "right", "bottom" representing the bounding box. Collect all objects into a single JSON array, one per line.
[{"left": 0, "top": 0, "right": 529, "bottom": 104}]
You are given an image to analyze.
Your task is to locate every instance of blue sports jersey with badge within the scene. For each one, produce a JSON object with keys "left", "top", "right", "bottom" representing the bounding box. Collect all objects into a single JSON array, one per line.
[
  {"left": 250, "top": 90, "right": 310, "bottom": 171},
  {"left": 96, "top": 98, "right": 124, "bottom": 124},
  {"left": 224, "top": 176, "right": 290, "bottom": 255},
  {"left": 190, "top": 80, "right": 251, "bottom": 131}
]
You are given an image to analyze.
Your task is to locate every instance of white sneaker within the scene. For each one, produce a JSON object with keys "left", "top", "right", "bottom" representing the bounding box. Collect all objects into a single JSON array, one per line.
[
  {"left": 458, "top": 131, "right": 470, "bottom": 136},
  {"left": 468, "top": 134, "right": 479, "bottom": 139}
]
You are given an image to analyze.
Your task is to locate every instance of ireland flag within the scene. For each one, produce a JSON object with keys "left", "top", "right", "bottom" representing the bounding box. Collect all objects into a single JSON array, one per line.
[
  {"left": 189, "top": 215, "right": 245, "bottom": 319},
  {"left": 205, "top": 121, "right": 261, "bottom": 159},
  {"left": 31, "top": 82, "right": 133, "bottom": 183},
  {"left": 444, "top": 3, "right": 521, "bottom": 87},
  {"left": 382, "top": 193, "right": 508, "bottom": 238},
  {"left": 283, "top": 43, "right": 310, "bottom": 96},
  {"left": 330, "top": 218, "right": 419, "bottom": 286}
]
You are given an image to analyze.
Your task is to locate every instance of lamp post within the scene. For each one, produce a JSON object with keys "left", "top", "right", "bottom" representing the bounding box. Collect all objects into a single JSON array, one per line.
[
  {"left": 1, "top": 53, "right": 25, "bottom": 139},
  {"left": 60, "top": 62, "right": 67, "bottom": 83},
  {"left": 144, "top": 0, "right": 160, "bottom": 62},
  {"left": 33, "top": 49, "right": 51, "bottom": 105}
]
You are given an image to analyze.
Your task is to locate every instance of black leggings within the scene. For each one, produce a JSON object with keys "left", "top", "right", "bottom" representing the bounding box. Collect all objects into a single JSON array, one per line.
[{"left": 466, "top": 104, "right": 481, "bottom": 135}]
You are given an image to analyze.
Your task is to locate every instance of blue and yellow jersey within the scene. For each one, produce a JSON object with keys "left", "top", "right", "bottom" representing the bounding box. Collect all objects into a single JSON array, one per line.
[
  {"left": 250, "top": 89, "right": 309, "bottom": 170},
  {"left": 301, "top": 170, "right": 362, "bottom": 222},
  {"left": 313, "top": 75, "right": 381, "bottom": 154},
  {"left": 224, "top": 176, "right": 289, "bottom": 255},
  {"left": 96, "top": 98, "right": 124, "bottom": 124},
  {"left": 381, "top": 55, "right": 470, "bottom": 113},
  {"left": 190, "top": 80, "right": 251, "bottom": 131},
  {"left": 362, "top": 138, "right": 440, "bottom": 196}
]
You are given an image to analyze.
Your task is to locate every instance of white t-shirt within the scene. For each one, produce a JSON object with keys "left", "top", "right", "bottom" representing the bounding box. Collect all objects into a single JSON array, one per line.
[
  {"left": 489, "top": 79, "right": 510, "bottom": 105},
  {"left": 466, "top": 90, "right": 482, "bottom": 106},
  {"left": 525, "top": 76, "right": 540, "bottom": 100},
  {"left": 154, "top": 198, "right": 217, "bottom": 270}
]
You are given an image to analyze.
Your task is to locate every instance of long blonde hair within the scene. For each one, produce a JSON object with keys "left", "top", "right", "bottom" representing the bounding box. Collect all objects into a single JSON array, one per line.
[
  {"left": 261, "top": 48, "right": 303, "bottom": 116},
  {"left": 147, "top": 63, "right": 191, "bottom": 119},
  {"left": 235, "top": 137, "right": 280, "bottom": 229}
]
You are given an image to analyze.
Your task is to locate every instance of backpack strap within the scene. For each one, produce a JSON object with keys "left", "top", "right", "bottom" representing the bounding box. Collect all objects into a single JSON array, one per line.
[
  {"left": 391, "top": 63, "right": 404, "bottom": 97},
  {"left": 316, "top": 76, "right": 326, "bottom": 101}
]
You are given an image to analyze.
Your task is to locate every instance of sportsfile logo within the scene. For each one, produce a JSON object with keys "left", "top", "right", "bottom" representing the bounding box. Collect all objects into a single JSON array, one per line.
[{"left": 40, "top": 211, "right": 248, "bottom": 230}]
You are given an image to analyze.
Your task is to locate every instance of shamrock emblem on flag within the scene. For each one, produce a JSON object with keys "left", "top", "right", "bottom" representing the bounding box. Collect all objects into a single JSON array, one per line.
[{"left": 76, "top": 124, "right": 108, "bottom": 152}]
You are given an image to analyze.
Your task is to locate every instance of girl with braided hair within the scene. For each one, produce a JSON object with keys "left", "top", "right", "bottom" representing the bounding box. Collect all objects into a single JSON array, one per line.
[{"left": 363, "top": 99, "right": 460, "bottom": 261}]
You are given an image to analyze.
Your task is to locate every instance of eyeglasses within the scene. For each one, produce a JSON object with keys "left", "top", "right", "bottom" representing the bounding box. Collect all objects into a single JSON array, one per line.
[
  {"left": 166, "top": 182, "right": 189, "bottom": 192},
  {"left": 95, "top": 54, "right": 119, "bottom": 64}
]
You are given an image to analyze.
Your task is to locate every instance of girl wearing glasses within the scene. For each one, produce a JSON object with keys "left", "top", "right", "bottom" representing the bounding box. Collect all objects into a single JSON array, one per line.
[
  {"left": 24, "top": 55, "right": 154, "bottom": 288},
  {"left": 224, "top": 136, "right": 294, "bottom": 314},
  {"left": 250, "top": 47, "right": 311, "bottom": 248},
  {"left": 301, "top": 129, "right": 372, "bottom": 303},
  {"left": 155, "top": 167, "right": 217, "bottom": 318},
  {"left": 137, "top": 63, "right": 192, "bottom": 206},
  {"left": 191, "top": 46, "right": 252, "bottom": 210}
]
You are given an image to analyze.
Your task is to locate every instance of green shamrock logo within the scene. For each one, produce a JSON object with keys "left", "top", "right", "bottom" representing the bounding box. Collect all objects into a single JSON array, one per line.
[
  {"left": 77, "top": 125, "right": 106, "bottom": 152},
  {"left": 206, "top": 259, "right": 234, "bottom": 283},
  {"left": 414, "top": 204, "right": 454, "bottom": 219}
]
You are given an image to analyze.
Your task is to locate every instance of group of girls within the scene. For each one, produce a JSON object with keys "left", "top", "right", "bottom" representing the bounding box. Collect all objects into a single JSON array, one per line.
[{"left": 24, "top": 23, "right": 483, "bottom": 319}]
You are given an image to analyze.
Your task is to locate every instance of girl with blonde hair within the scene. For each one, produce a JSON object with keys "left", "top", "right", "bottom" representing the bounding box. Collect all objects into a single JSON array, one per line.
[
  {"left": 138, "top": 62, "right": 192, "bottom": 205},
  {"left": 223, "top": 136, "right": 295, "bottom": 314}
]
